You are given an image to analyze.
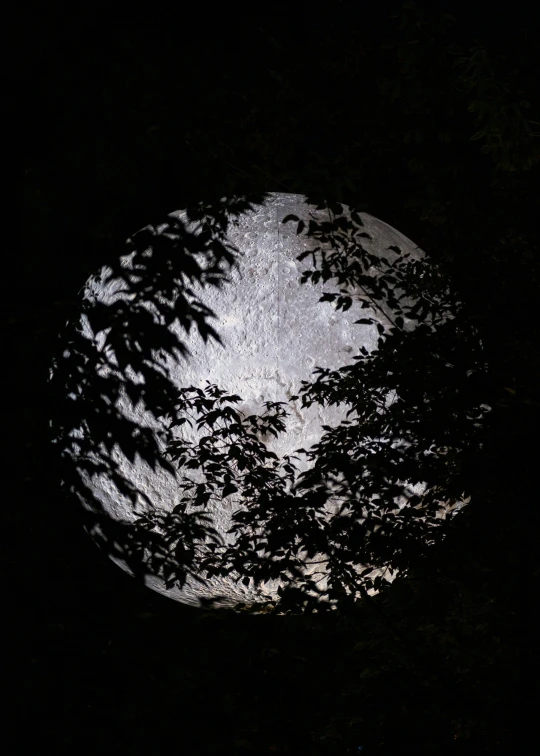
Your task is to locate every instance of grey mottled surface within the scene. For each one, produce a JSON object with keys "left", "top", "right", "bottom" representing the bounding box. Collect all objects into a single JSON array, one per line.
[{"left": 63, "top": 193, "right": 444, "bottom": 610}]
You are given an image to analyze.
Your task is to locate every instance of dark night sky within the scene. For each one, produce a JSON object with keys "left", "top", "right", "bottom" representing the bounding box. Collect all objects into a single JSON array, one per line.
[{"left": 8, "top": 2, "right": 540, "bottom": 753}]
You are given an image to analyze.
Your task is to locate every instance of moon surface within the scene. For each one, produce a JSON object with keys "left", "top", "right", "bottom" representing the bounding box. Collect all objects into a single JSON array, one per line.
[{"left": 55, "top": 193, "right": 445, "bottom": 610}]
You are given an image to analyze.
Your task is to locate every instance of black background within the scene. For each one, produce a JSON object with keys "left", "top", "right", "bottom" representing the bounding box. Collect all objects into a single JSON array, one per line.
[{"left": 7, "top": 2, "right": 540, "bottom": 753}]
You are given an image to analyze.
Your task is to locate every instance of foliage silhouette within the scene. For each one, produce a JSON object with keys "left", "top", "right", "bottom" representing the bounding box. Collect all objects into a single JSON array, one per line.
[
  {"left": 52, "top": 195, "right": 489, "bottom": 615},
  {"left": 50, "top": 194, "right": 269, "bottom": 587}
]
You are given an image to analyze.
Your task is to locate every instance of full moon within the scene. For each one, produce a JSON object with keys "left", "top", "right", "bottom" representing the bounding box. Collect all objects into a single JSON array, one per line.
[{"left": 54, "top": 192, "right": 455, "bottom": 611}]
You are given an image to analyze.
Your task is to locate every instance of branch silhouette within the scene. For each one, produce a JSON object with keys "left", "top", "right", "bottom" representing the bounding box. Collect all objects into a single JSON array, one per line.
[{"left": 51, "top": 197, "right": 489, "bottom": 614}]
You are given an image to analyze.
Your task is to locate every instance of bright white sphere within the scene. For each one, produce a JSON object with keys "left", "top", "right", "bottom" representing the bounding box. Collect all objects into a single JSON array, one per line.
[{"left": 59, "top": 193, "right": 432, "bottom": 610}]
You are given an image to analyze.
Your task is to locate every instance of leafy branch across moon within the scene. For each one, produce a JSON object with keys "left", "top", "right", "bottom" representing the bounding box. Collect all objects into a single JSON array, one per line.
[{"left": 51, "top": 193, "right": 487, "bottom": 613}]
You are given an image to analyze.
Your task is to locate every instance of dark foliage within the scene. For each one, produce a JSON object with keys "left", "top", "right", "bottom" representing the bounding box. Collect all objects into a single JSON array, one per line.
[{"left": 50, "top": 192, "right": 488, "bottom": 615}]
